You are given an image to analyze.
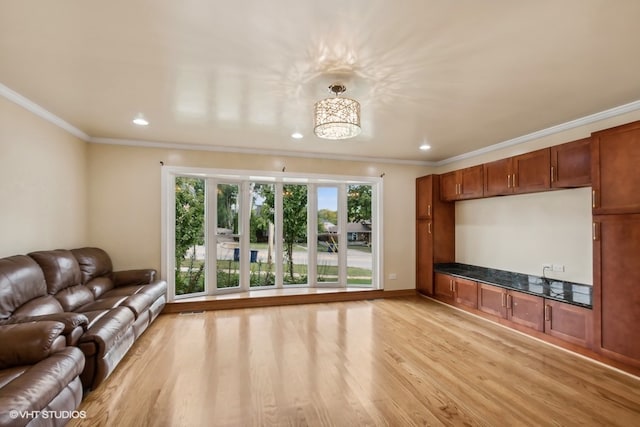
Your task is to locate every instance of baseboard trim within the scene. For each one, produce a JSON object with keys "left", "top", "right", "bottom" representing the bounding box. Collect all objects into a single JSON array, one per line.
[{"left": 162, "top": 288, "right": 416, "bottom": 314}]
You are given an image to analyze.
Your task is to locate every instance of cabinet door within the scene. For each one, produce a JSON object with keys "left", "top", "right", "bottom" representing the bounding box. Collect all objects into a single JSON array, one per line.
[
  {"left": 439, "top": 171, "right": 458, "bottom": 202},
  {"left": 459, "top": 165, "right": 484, "bottom": 199},
  {"left": 434, "top": 273, "right": 454, "bottom": 303},
  {"left": 592, "top": 121, "right": 640, "bottom": 214},
  {"left": 416, "top": 220, "right": 433, "bottom": 295},
  {"left": 508, "top": 291, "right": 544, "bottom": 331},
  {"left": 551, "top": 138, "right": 591, "bottom": 188},
  {"left": 478, "top": 284, "right": 507, "bottom": 318},
  {"left": 483, "top": 158, "right": 512, "bottom": 197},
  {"left": 454, "top": 277, "right": 478, "bottom": 309},
  {"left": 593, "top": 214, "right": 640, "bottom": 365},
  {"left": 513, "top": 148, "right": 551, "bottom": 194},
  {"left": 544, "top": 300, "right": 592, "bottom": 348},
  {"left": 416, "top": 176, "right": 433, "bottom": 219}
]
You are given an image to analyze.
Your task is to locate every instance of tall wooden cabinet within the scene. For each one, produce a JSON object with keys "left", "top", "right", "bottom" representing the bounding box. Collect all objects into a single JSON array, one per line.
[
  {"left": 592, "top": 121, "right": 640, "bottom": 368},
  {"left": 416, "top": 175, "right": 455, "bottom": 295}
]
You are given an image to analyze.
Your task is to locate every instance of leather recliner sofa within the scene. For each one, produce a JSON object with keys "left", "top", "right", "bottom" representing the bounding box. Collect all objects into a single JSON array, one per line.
[
  {"left": 0, "top": 321, "right": 84, "bottom": 427},
  {"left": 0, "top": 247, "right": 166, "bottom": 392}
]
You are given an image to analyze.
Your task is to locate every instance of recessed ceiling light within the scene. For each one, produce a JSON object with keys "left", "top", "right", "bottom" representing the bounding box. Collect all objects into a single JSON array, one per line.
[
  {"left": 132, "top": 116, "right": 149, "bottom": 126},
  {"left": 419, "top": 144, "right": 431, "bottom": 151},
  {"left": 291, "top": 132, "right": 303, "bottom": 139}
]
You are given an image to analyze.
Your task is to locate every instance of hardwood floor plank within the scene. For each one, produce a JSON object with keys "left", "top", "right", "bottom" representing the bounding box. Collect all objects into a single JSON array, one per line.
[{"left": 69, "top": 297, "right": 640, "bottom": 426}]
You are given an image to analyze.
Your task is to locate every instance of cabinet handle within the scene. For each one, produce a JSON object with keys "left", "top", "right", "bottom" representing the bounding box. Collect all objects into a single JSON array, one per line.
[
  {"left": 450, "top": 279, "right": 454, "bottom": 293},
  {"left": 592, "top": 222, "right": 597, "bottom": 241},
  {"left": 427, "top": 204, "right": 431, "bottom": 217},
  {"left": 550, "top": 166, "right": 555, "bottom": 183},
  {"left": 507, "top": 174, "right": 511, "bottom": 188},
  {"left": 507, "top": 294, "right": 512, "bottom": 309},
  {"left": 428, "top": 222, "right": 432, "bottom": 234},
  {"left": 545, "top": 305, "right": 551, "bottom": 322},
  {"left": 501, "top": 293, "right": 506, "bottom": 307},
  {"left": 592, "top": 190, "right": 597, "bottom": 209},
  {"left": 513, "top": 173, "right": 517, "bottom": 188}
]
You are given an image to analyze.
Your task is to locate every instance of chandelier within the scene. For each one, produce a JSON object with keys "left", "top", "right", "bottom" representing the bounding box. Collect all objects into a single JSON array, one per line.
[{"left": 313, "top": 84, "right": 361, "bottom": 140}]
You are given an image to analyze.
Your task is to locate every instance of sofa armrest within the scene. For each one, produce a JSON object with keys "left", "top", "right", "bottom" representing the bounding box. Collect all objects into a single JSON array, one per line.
[
  {"left": 113, "top": 269, "right": 157, "bottom": 286},
  {"left": 0, "top": 321, "right": 66, "bottom": 369},
  {"left": 9, "top": 312, "right": 89, "bottom": 334}
]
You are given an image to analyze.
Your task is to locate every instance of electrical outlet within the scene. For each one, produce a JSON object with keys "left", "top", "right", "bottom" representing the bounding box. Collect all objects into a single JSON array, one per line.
[
  {"left": 388, "top": 273, "right": 397, "bottom": 280},
  {"left": 552, "top": 264, "right": 565, "bottom": 272}
]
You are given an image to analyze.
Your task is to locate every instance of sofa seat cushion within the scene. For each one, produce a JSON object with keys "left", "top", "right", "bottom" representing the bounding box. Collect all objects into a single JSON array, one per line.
[
  {"left": 78, "top": 307, "right": 134, "bottom": 357},
  {"left": 120, "top": 293, "right": 154, "bottom": 319},
  {"left": 0, "top": 366, "right": 26, "bottom": 388},
  {"left": 0, "top": 347, "right": 84, "bottom": 425},
  {"left": 75, "top": 296, "right": 127, "bottom": 313}
]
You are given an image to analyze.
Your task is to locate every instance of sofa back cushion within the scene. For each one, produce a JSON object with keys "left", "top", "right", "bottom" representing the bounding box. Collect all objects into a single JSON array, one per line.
[
  {"left": 12, "top": 295, "right": 64, "bottom": 317},
  {"left": 0, "top": 255, "right": 47, "bottom": 320},
  {"left": 71, "top": 247, "right": 115, "bottom": 298},
  {"left": 28, "top": 250, "right": 94, "bottom": 312}
]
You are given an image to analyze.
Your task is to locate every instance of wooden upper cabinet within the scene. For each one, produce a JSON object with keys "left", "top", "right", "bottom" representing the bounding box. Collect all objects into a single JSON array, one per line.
[
  {"left": 483, "top": 149, "right": 550, "bottom": 196},
  {"left": 459, "top": 165, "right": 484, "bottom": 199},
  {"left": 592, "top": 121, "right": 640, "bottom": 215},
  {"left": 550, "top": 138, "right": 591, "bottom": 188},
  {"left": 513, "top": 148, "right": 551, "bottom": 194},
  {"left": 439, "top": 171, "right": 459, "bottom": 201},
  {"left": 416, "top": 176, "right": 433, "bottom": 219},
  {"left": 440, "top": 166, "right": 483, "bottom": 201},
  {"left": 484, "top": 158, "right": 512, "bottom": 197}
]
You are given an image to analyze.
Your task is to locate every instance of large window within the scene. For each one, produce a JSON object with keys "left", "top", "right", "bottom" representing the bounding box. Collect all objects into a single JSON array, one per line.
[{"left": 162, "top": 168, "right": 381, "bottom": 300}]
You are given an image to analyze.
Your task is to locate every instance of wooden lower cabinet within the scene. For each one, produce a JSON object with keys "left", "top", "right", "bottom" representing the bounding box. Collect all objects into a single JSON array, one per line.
[
  {"left": 544, "top": 300, "right": 592, "bottom": 349},
  {"left": 478, "top": 283, "right": 544, "bottom": 332},
  {"left": 434, "top": 273, "right": 477, "bottom": 310}
]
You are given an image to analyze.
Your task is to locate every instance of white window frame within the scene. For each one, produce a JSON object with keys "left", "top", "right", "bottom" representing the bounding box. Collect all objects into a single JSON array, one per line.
[{"left": 161, "top": 166, "right": 383, "bottom": 301}]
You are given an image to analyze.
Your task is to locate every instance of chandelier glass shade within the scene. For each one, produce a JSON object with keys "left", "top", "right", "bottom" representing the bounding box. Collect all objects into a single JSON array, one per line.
[{"left": 313, "top": 84, "right": 361, "bottom": 140}]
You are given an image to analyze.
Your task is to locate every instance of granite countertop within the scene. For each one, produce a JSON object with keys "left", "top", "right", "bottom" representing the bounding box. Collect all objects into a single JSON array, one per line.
[{"left": 434, "top": 263, "right": 592, "bottom": 309}]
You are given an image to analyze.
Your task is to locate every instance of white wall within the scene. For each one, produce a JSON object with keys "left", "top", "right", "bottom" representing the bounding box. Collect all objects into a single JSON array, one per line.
[
  {"left": 456, "top": 188, "right": 592, "bottom": 284},
  {"left": 0, "top": 97, "right": 88, "bottom": 257}
]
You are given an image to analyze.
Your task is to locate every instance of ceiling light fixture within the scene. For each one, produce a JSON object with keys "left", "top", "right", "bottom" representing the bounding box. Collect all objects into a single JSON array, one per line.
[
  {"left": 132, "top": 115, "right": 149, "bottom": 126},
  {"left": 314, "top": 84, "right": 361, "bottom": 140},
  {"left": 419, "top": 144, "right": 431, "bottom": 151},
  {"left": 291, "top": 132, "right": 303, "bottom": 139}
]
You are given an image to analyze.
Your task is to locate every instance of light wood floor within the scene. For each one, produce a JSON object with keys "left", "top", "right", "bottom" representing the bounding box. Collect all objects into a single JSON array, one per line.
[{"left": 70, "top": 297, "right": 640, "bottom": 426}]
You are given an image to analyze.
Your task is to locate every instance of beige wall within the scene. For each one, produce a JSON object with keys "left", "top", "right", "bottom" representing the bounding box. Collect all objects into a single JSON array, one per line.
[
  {"left": 435, "top": 109, "right": 640, "bottom": 285},
  {"left": 0, "top": 97, "right": 88, "bottom": 257},
  {"left": 87, "top": 143, "right": 429, "bottom": 290},
  {"left": 456, "top": 188, "right": 592, "bottom": 284}
]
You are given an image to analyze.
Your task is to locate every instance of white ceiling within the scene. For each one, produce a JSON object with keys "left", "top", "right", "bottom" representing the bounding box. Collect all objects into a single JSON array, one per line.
[{"left": 2, "top": 0, "right": 640, "bottom": 163}]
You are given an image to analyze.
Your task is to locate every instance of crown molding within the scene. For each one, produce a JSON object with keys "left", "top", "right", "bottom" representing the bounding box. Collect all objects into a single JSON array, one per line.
[
  {"left": 0, "top": 82, "right": 90, "bottom": 142},
  {"left": 89, "top": 137, "right": 434, "bottom": 166},
  {"left": 434, "top": 99, "right": 640, "bottom": 167},
  {"left": 3, "top": 81, "right": 639, "bottom": 168}
]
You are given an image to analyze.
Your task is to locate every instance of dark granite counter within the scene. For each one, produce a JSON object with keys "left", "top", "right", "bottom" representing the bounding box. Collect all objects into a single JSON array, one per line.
[{"left": 434, "top": 263, "right": 592, "bottom": 309}]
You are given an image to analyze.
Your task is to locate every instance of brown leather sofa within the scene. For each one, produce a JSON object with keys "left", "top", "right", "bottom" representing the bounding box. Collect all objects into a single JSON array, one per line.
[
  {"left": 0, "top": 321, "right": 84, "bottom": 427},
  {"left": 0, "top": 248, "right": 166, "bottom": 393}
]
